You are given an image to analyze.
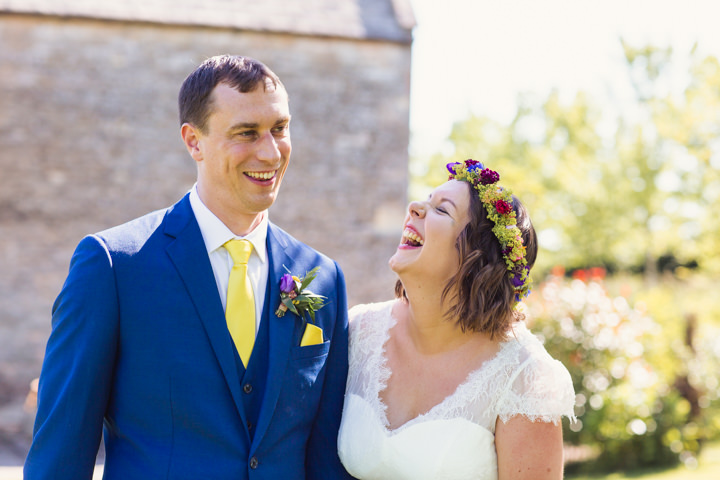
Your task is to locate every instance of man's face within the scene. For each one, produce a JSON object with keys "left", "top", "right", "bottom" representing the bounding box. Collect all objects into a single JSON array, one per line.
[{"left": 186, "top": 82, "right": 291, "bottom": 233}]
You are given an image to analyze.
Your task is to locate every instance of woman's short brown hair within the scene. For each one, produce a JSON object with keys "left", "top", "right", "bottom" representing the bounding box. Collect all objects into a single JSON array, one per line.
[{"left": 395, "top": 181, "right": 537, "bottom": 339}]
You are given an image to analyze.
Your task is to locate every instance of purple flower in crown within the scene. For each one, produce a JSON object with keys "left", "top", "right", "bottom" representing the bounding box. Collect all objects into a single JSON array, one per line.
[
  {"left": 479, "top": 168, "right": 500, "bottom": 185},
  {"left": 510, "top": 265, "right": 530, "bottom": 288},
  {"left": 446, "top": 162, "right": 460, "bottom": 175},
  {"left": 511, "top": 273, "right": 526, "bottom": 288},
  {"left": 280, "top": 273, "right": 295, "bottom": 294},
  {"left": 515, "top": 288, "right": 531, "bottom": 302},
  {"left": 465, "top": 159, "right": 484, "bottom": 172}
]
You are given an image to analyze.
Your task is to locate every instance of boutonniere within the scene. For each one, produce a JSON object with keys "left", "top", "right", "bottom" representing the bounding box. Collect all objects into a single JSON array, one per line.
[{"left": 275, "top": 266, "right": 326, "bottom": 322}]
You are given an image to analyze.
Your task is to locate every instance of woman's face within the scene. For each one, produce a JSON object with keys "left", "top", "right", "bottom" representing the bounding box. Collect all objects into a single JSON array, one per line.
[{"left": 389, "top": 180, "right": 471, "bottom": 283}]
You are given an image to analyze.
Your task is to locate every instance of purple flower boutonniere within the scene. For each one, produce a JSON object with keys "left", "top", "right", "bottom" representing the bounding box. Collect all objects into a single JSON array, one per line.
[{"left": 275, "top": 266, "right": 326, "bottom": 322}]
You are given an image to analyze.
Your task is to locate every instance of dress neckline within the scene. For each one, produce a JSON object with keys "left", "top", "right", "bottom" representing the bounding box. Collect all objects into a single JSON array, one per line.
[{"left": 374, "top": 300, "right": 516, "bottom": 433}]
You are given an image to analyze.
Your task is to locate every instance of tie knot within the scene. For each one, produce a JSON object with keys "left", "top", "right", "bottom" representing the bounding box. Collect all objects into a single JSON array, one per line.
[{"left": 224, "top": 239, "right": 253, "bottom": 265}]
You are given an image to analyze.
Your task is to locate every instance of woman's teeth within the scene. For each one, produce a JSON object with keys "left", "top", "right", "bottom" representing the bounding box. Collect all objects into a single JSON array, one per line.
[{"left": 402, "top": 228, "right": 424, "bottom": 246}]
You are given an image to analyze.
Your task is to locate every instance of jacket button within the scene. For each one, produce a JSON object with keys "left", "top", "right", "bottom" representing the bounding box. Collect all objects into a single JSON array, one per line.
[
  {"left": 249, "top": 456, "right": 259, "bottom": 469},
  {"left": 243, "top": 383, "right": 253, "bottom": 394}
]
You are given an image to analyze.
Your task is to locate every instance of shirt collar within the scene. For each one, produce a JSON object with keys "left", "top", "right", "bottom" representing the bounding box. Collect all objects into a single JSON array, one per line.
[{"left": 188, "top": 184, "right": 268, "bottom": 263}]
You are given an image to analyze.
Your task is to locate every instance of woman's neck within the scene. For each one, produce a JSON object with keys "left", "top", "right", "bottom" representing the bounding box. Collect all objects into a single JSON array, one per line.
[{"left": 395, "top": 278, "right": 473, "bottom": 355}]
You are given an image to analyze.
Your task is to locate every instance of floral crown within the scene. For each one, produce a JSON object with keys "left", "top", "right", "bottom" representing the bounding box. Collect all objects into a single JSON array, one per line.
[{"left": 446, "top": 159, "right": 532, "bottom": 303}]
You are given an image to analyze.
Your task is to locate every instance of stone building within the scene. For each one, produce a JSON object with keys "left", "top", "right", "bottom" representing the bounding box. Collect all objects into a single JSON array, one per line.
[{"left": 0, "top": 0, "right": 414, "bottom": 460}]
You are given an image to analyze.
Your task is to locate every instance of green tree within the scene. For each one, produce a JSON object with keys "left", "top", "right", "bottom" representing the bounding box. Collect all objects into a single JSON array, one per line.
[{"left": 411, "top": 43, "right": 720, "bottom": 277}]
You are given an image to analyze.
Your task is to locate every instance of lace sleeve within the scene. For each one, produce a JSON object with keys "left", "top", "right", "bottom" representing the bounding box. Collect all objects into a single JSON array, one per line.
[{"left": 496, "top": 327, "right": 576, "bottom": 425}]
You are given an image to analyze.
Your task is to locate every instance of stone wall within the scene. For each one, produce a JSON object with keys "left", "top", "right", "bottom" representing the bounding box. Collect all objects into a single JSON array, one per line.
[{"left": 0, "top": 14, "right": 410, "bottom": 453}]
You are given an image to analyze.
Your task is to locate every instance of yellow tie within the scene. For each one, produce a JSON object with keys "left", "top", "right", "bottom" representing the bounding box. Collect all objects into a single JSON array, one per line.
[{"left": 224, "top": 239, "right": 255, "bottom": 366}]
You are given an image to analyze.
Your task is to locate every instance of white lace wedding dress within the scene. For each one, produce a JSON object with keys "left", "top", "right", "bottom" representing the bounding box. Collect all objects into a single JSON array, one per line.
[{"left": 338, "top": 300, "right": 576, "bottom": 480}]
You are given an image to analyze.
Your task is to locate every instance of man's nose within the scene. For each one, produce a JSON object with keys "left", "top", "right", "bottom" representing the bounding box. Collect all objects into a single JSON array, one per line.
[{"left": 256, "top": 132, "right": 281, "bottom": 162}]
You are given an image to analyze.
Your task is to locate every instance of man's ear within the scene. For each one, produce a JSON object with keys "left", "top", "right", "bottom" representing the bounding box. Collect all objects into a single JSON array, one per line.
[{"left": 180, "top": 123, "right": 203, "bottom": 162}]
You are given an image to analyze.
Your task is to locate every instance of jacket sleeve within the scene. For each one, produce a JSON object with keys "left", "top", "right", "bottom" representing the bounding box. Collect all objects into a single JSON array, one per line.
[
  {"left": 305, "top": 261, "right": 355, "bottom": 480},
  {"left": 24, "top": 235, "right": 119, "bottom": 480}
]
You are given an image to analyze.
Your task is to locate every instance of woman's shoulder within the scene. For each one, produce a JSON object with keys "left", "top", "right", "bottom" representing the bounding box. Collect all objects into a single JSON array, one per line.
[
  {"left": 349, "top": 299, "right": 396, "bottom": 326},
  {"left": 496, "top": 322, "right": 576, "bottom": 424},
  {"left": 510, "top": 323, "right": 574, "bottom": 385},
  {"left": 347, "top": 299, "right": 397, "bottom": 355}
]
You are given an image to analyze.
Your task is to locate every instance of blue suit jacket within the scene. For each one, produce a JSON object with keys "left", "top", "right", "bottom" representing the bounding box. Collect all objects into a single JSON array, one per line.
[{"left": 25, "top": 194, "right": 353, "bottom": 480}]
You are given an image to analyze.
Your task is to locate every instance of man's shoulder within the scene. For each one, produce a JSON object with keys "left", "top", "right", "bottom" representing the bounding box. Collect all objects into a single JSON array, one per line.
[{"left": 93, "top": 195, "right": 191, "bottom": 252}]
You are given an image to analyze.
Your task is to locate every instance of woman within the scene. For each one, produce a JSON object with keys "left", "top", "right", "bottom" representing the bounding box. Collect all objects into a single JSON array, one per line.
[{"left": 338, "top": 160, "right": 576, "bottom": 480}]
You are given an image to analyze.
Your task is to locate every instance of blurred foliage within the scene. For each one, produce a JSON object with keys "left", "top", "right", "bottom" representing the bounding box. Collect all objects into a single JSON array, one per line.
[
  {"left": 410, "top": 42, "right": 720, "bottom": 277},
  {"left": 566, "top": 442, "right": 720, "bottom": 479},
  {"left": 525, "top": 270, "right": 720, "bottom": 472}
]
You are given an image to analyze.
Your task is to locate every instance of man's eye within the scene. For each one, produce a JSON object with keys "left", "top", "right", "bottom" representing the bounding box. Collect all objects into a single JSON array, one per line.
[
  {"left": 272, "top": 125, "right": 288, "bottom": 135},
  {"left": 233, "top": 129, "right": 258, "bottom": 138}
]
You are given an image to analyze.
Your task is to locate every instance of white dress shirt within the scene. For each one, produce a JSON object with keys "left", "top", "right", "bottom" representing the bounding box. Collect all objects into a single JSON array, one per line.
[{"left": 188, "top": 185, "right": 269, "bottom": 334}]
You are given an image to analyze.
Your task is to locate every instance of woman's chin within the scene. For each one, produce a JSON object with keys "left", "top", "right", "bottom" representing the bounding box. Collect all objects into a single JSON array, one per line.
[
  {"left": 388, "top": 253, "right": 403, "bottom": 274},
  {"left": 388, "top": 249, "right": 418, "bottom": 274}
]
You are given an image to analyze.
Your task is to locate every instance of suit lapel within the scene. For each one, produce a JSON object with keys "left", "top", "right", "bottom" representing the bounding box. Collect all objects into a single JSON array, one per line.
[
  {"left": 163, "top": 196, "right": 248, "bottom": 428},
  {"left": 251, "top": 224, "right": 296, "bottom": 449}
]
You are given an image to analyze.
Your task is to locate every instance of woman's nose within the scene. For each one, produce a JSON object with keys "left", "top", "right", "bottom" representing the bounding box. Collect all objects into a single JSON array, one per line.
[{"left": 408, "top": 200, "right": 426, "bottom": 218}]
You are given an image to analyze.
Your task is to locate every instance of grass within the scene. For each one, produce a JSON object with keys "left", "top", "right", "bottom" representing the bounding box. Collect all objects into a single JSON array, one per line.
[{"left": 566, "top": 442, "right": 720, "bottom": 479}]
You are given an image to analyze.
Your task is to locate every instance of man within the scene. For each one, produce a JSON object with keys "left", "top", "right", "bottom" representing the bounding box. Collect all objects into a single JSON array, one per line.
[{"left": 25, "top": 55, "right": 352, "bottom": 479}]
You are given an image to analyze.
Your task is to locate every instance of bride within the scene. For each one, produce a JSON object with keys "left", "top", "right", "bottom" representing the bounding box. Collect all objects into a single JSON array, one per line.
[{"left": 338, "top": 160, "right": 576, "bottom": 480}]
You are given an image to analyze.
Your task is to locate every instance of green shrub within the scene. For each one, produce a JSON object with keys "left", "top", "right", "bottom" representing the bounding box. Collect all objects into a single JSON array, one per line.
[{"left": 525, "top": 270, "right": 720, "bottom": 472}]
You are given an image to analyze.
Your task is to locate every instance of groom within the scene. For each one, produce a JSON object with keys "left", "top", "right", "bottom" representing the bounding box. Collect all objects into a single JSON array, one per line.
[{"left": 25, "top": 55, "right": 352, "bottom": 479}]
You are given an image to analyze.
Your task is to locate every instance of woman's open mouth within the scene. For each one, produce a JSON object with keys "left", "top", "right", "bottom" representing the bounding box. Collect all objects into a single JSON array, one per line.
[{"left": 400, "top": 227, "right": 424, "bottom": 247}]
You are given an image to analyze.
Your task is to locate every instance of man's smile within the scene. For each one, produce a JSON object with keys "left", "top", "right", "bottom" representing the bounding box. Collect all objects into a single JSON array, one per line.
[{"left": 245, "top": 170, "right": 277, "bottom": 181}]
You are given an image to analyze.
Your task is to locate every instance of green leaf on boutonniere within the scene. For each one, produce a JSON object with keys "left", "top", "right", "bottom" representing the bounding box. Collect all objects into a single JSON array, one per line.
[
  {"left": 275, "top": 266, "right": 327, "bottom": 321},
  {"left": 299, "top": 266, "right": 320, "bottom": 291}
]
